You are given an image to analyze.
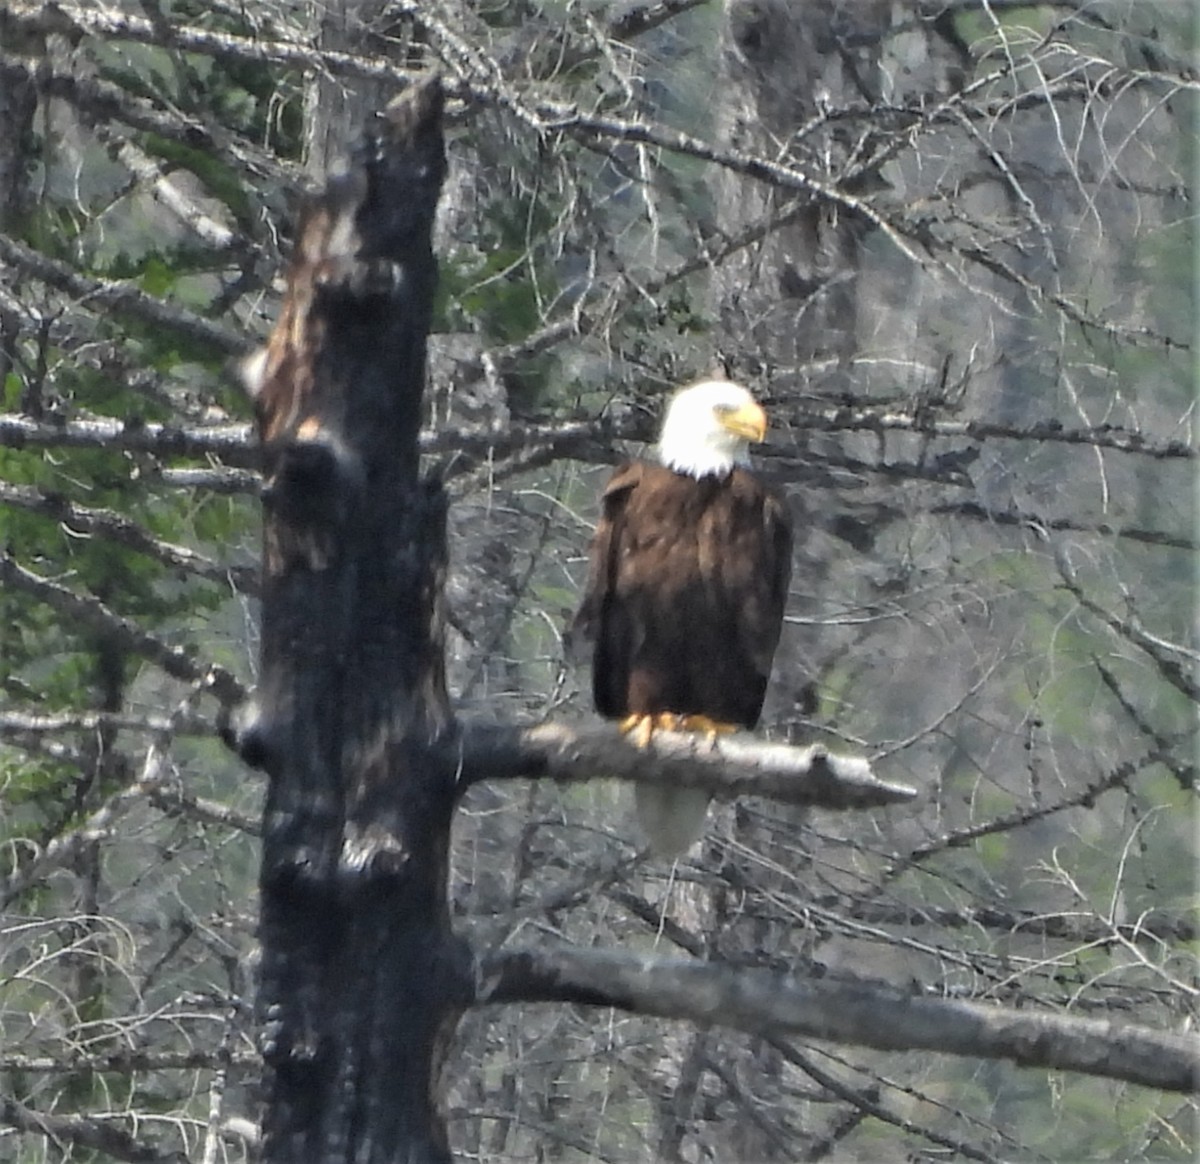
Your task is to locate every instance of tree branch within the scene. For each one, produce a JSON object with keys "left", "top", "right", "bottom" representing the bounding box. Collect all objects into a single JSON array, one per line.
[
  {"left": 477, "top": 946, "right": 1200, "bottom": 1095},
  {"left": 447, "top": 721, "right": 916, "bottom": 808},
  {"left": 0, "top": 1050, "right": 258, "bottom": 1075},
  {"left": 0, "top": 1093, "right": 186, "bottom": 1164},
  {"left": 1055, "top": 548, "right": 1200, "bottom": 704},
  {"left": 0, "top": 412, "right": 257, "bottom": 464},
  {"left": 3, "top": 50, "right": 303, "bottom": 191},
  {"left": 933, "top": 500, "right": 1195, "bottom": 551},
  {"left": 0, "top": 554, "right": 246, "bottom": 707},
  {"left": 0, "top": 233, "right": 248, "bottom": 355},
  {"left": 882, "top": 747, "right": 1190, "bottom": 884},
  {"left": 0, "top": 481, "right": 256, "bottom": 590}
]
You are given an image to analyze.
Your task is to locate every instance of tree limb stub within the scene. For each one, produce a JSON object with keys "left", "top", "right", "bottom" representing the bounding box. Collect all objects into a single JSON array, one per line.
[
  {"left": 245, "top": 77, "right": 470, "bottom": 1164},
  {"left": 448, "top": 721, "right": 916, "bottom": 808},
  {"left": 478, "top": 947, "right": 1200, "bottom": 1096}
]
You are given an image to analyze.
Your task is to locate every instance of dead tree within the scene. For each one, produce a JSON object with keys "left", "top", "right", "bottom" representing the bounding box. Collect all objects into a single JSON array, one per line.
[
  {"left": 223, "top": 78, "right": 1197, "bottom": 1163},
  {"left": 227, "top": 81, "right": 469, "bottom": 1163}
]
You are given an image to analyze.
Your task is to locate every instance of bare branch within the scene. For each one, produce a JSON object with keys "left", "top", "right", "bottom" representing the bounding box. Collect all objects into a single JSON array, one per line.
[
  {"left": 0, "top": 708, "right": 210, "bottom": 737},
  {"left": 148, "top": 783, "right": 260, "bottom": 836},
  {"left": 933, "top": 500, "right": 1195, "bottom": 552},
  {"left": 158, "top": 466, "right": 261, "bottom": 494},
  {"left": 0, "top": 1093, "right": 187, "bottom": 1164},
  {"left": 0, "top": 412, "right": 257, "bottom": 464},
  {"left": 770, "top": 894, "right": 1199, "bottom": 948},
  {"left": 448, "top": 721, "right": 916, "bottom": 808},
  {"left": 0, "top": 1050, "right": 258, "bottom": 1075},
  {"left": 4, "top": 50, "right": 303, "bottom": 190},
  {"left": 883, "top": 747, "right": 1190, "bottom": 882},
  {"left": 0, "top": 481, "right": 256, "bottom": 589},
  {"left": 94, "top": 123, "right": 239, "bottom": 250},
  {"left": 3, "top": 1, "right": 420, "bottom": 93},
  {"left": 770, "top": 1041, "right": 1002, "bottom": 1164},
  {"left": 477, "top": 946, "right": 1200, "bottom": 1094},
  {"left": 607, "top": 0, "right": 710, "bottom": 41},
  {"left": 793, "top": 407, "right": 1195, "bottom": 460},
  {"left": 0, "top": 233, "right": 248, "bottom": 355},
  {"left": 1055, "top": 550, "right": 1200, "bottom": 704},
  {"left": 0, "top": 554, "right": 246, "bottom": 707}
]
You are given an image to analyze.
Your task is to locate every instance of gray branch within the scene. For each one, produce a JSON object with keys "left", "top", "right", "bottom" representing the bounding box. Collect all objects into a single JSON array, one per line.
[
  {"left": 0, "top": 233, "right": 248, "bottom": 356},
  {"left": 447, "top": 721, "right": 916, "bottom": 808},
  {"left": 0, "top": 555, "right": 246, "bottom": 708},
  {"left": 478, "top": 946, "right": 1200, "bottom": 1095},
  {"left": 0, "top": 481, "right": 256, "bottom": 589},
  {"left": 0, "top": 1092, "right": 186, "bottom": 1164}
]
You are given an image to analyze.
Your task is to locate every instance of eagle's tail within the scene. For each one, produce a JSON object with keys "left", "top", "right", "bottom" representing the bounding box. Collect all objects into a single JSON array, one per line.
[{"left": 635, "top": 784, "right": 710, "bottom": 859}]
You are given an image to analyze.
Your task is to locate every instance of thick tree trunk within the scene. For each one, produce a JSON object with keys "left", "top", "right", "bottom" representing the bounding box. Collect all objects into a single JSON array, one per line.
[{"left": 231, "top": 78, "right": 471, "bottom": 1164}]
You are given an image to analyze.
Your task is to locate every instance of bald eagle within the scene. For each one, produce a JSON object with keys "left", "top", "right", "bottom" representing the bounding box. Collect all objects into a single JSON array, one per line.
[{"left": 572, "top": 380, "right": 793, "bottom": 856}]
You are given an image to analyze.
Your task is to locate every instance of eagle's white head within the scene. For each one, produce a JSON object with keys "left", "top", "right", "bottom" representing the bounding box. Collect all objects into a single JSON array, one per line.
[{"left": 658, "top": 379, "right": 769, "bottom": 479}]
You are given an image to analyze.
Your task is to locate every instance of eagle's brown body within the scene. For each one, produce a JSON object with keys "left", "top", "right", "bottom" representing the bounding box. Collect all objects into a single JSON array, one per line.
[{"left": 573, "top": 459, "right": 793, "bottom": 852}]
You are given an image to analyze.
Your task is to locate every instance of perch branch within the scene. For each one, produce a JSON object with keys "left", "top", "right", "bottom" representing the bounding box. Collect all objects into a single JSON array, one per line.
[
  {"left": 478, "top": 946, "right": 1200, "bottom": 1095},
  {"left": 446, "top": 721, "right": 916, "bottom": 808}
]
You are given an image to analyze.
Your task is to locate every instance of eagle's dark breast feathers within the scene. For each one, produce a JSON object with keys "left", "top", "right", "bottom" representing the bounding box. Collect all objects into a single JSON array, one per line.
[{"left": 573, "top": 460, "right": 793, "bottom": 729}]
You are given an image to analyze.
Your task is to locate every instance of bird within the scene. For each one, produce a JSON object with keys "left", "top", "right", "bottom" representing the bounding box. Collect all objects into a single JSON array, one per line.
[{"left": 571, "top": 379, "right": 793, "bottom": 857}]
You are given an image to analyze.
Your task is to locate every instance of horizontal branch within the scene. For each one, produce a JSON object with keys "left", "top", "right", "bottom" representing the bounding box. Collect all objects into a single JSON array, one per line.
[
  {"left": 786, "top": 407, "right": 1196, "bottom": 460},
  {"left": 0, "top": 1049, "right": 258, "bottom": 1075},
  {"left": 477, "top": 946, "right": 1200, "bottom": 1094},
  {"left": 0, "top": 412, "right": 258, "bottom": 465},
  {"left": 0, "top": 709, "right": 211, "bottom": 738},
  {"left": 158, "top": 466, "right": 261, "bottom": 493},
  {"left": 446, "top": 720, "right": 916, "bottom": 809},
  {"left": 0, "top": 233, "right": 248, "bottom": 356},
  {"left": 1, "top": 399, "right": 1187, "bottom": 489},
  {"left": 933, "top": 500, "right": 1195, "bottom": 551},
  {"left": 778, "top": 894, "right": 1200, "bottom": 949}
]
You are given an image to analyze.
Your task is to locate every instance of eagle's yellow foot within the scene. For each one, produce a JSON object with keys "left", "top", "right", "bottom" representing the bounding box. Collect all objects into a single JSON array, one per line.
[
  {"left": 673, "top": 715, "right": 739, "bottom": 742},
  {"left": 618, "top": 712, "right": 686, "bottom": 748},
  {"left": 619, "top": 713, "right": 738, "bottom": 747}
]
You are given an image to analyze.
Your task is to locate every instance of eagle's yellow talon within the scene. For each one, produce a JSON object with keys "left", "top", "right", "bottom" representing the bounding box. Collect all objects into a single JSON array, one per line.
[
  {"left": 619, "top": 713, "right": 656, "bottom": 749},
  {"left": 676, "top": 715, "right": 739, "bottom": 742},
  {"left": 619, "top": 712, "right": 738, "bottom": 746}
]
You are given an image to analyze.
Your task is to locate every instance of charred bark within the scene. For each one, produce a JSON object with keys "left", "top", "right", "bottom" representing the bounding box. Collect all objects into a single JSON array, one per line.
[{"left": 231, "top": 77, "right": 471, "bottom": 1164}]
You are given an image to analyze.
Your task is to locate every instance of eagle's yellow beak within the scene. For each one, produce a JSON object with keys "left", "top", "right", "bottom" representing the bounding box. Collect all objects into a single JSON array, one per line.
[{"left": 719, "top": 399, "right": 768, "bottom": 444}]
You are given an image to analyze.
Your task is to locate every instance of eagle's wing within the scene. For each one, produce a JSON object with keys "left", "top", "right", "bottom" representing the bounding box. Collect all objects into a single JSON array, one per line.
[
  {"left": 745, "top": 488, "right": 794, "bottom": 680},
  {"left": 567, "top": 461, "right": 642, "bottom": 662}
]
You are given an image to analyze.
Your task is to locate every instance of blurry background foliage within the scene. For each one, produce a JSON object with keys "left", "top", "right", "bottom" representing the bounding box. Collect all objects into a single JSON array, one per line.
[{"left": 0, "top": 1, "right": 1194, "bottom": 1161}]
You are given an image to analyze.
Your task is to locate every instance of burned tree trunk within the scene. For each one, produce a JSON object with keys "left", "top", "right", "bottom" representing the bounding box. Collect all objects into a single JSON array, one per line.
[{"left": 229, "top": 78, "right": 470, "bottom": 1164}]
